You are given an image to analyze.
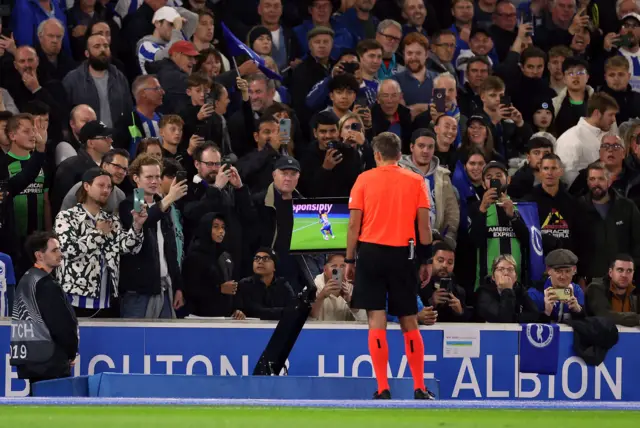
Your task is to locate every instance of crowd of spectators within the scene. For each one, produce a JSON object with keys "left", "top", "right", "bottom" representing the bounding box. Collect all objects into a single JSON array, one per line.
[{"left": 0, "top": 0, "right": 639, "bottom": 327}]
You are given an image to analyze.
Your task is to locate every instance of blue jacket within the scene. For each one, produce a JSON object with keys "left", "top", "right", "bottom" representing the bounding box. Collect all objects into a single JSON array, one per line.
[
  {"left": 528, "top": 278, "right": 586, "bottom": 323},
  {"left": 335, "top": 8, "right": 379, "bottom": 45},
  {"left": 293, "top": 18, "right": 355, "bottom": 61},
  {"left": 449, "top": 24, "right": 469, "bottom": 65},
  {"left": 387, "top": 295, "right": 425, "bottom": 323},
  {"left": 12, "top": 0, "right": 71, "bottom": 56},
  {"left": 451, "top": 160, "right": 480, "bottom": 235}
]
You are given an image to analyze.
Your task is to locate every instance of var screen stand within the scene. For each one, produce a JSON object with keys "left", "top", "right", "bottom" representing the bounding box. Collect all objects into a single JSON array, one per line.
[{"left": 253, "top": 255, "right": 317, "bottom": 376}]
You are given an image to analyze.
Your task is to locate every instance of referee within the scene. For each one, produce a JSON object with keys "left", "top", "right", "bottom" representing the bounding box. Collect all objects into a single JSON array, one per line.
[{"left": 345, "top": 132, "right": 434, "bottom": 400}]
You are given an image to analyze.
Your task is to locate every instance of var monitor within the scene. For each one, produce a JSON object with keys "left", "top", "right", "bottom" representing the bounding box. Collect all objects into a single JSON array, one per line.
[{"left": 290, "top": 198, "right": 349, "bottom": 253}]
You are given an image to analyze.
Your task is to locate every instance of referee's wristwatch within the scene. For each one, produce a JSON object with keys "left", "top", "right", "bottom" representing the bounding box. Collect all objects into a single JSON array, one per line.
[{"left": 344, "top": 258, "right": 356, "bottom": 264}]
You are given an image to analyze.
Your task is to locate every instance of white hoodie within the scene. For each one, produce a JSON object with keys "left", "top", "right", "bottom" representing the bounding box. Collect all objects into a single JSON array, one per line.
[{"left": 555, "top": 117, "right": 618, "bottom": 186}]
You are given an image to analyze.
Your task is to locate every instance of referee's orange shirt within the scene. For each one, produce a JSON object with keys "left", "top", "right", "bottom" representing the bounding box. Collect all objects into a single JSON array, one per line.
[{"left": 349, "top": 165, "right": 430, "bottom": 247}]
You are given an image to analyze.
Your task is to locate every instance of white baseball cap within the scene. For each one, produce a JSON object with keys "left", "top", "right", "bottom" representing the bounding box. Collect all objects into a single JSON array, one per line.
[
  {"left": 152, "top": 6, "right": 181, "bottom": 24},
  {"left": 621, "top": 13, "right": 640, "bottom": 24}
]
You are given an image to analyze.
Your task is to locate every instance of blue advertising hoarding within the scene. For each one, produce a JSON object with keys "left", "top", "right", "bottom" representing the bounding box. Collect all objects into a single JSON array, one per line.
[{"left": 0, "top": 321, "right": 637, "bottom": 400}]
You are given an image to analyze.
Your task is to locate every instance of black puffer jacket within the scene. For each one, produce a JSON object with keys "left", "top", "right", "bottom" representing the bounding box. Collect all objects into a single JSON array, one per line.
[{"left": 476, "top": 278, "right": 540, "bottom": 323}]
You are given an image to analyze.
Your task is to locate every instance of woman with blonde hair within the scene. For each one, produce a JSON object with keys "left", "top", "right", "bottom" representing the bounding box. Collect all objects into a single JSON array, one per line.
[
  {"left": 338, "top": 112, "right": 374, "bottom": 170},
  {"left": 476, "top": 254, "right": 540, "bottom": 323}
]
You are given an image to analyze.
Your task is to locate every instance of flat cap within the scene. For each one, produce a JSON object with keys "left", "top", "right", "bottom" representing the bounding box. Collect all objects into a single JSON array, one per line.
[
  {"left": 545, "top": 249, "right": 578, "bottom": 269},
  {"left": 307, "top": 26, "right": 335, "bottom": 41}
]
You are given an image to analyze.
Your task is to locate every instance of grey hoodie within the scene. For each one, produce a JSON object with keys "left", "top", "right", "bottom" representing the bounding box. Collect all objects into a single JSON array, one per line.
[{"left": 398, "top": 154, "right": 460, "bottom": 248}]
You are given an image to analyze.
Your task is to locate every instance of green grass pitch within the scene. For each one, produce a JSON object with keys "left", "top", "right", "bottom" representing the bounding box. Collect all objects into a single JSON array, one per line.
[
  {"left": 0, "top": 407, "right": 638, "bottom": 428},
  {"left": 291, "top": 217, "right": 349, "bottom": 251}
]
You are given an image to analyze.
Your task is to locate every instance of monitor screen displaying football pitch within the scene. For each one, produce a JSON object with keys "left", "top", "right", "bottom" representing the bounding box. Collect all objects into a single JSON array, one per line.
[{"left": 290, "top": 198, "right": 349, "bottom": 253}]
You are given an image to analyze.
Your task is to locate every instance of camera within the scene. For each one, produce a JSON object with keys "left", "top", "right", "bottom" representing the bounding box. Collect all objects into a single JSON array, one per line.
[
  {"left": 342, "top": 62, "right": 359, "bottom": 74},
  {"left": 221, "top": 153, "right": 237, "bottom": 168}
]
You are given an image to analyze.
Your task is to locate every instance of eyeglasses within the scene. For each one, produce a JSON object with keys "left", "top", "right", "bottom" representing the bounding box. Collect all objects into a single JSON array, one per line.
[
  {"left": 378, "top": 32, "right": 401, "bottom": 43},
  {"left": 199, "top": 161, "right": 222, "bottom": 167},
  {"left": 600, "top": 143, "right": 624, "bottom": 151},
  {"left": 106, "top": 162, "right": 128, "bottom": 173},
  {"left": 254, "top": 255, "right": 272, "bottom": 262},
  {"left": 566, "top": 70, "right": 587, "bottom": 77},
  {"left": 143, "top": 86, "right": 164, "bottom": 92},
  {"left": 622, "top": 22, "right": 640, "bottom": 29},
  {"left": 495, "top": 267, "right": 516, "bottom": 274}
]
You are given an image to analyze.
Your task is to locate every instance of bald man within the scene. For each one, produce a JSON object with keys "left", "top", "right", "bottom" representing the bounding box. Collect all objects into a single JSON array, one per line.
[{"left": 55, "top": 105, "right": 98, "bottom": 166}]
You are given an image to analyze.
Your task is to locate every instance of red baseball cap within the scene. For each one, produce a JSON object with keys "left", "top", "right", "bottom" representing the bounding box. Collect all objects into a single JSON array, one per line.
[{"left": 168, "top": 41, "right": 199, "bottom": 57}]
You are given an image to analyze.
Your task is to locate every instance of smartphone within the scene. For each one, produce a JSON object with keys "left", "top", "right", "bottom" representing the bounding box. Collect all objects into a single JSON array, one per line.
[
  {"left": 500, "top": 95, "right": 512, "bottom": 106},
  {"left": 490, "top": 178, "right": 502, "bottom": 196},
  {"left": 434, "top": 88, "right": 446, "bottom": 113},
  {"left": 342, "top": 62, "right": 359, "bottom": 74},
  {"left": 517, "top": 10, "right": 534, "bottom": 37},
  {"left": 350, "top": 122, "right": 362, "bottom": 132},
  {"left": 133, "top": 188, "right": 145, "bottom": 213},
  {"left": 279, "top": 118, "right": 291, "bottom": 141},
  {"left": 553, "top": 287, "right": 573, "bottom": 301},
  {"left": 331, "top": 268, "right": 344, "bottom": 285},
  {"left": 439, "top": 277, "right": 453, "bottom": 293},
  {"left": 176, "top": 170, "right": 187, "bottom": 183},
  {"left": 614, "top": 33, "right": 634, "bottom": 49}
]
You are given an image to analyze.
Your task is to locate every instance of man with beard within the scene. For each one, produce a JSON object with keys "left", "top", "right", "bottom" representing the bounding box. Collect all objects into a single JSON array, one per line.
[
  {"left": 556, "top": 92, "right": 619, "bottom": 186},
  {"left": 398, "top": 129, "right": 459, "bottom": 249},
  {"left": 183, "top": 142, "right": 256, "bottom": 279},
  {"left": 392, "top": 32, "right": 438, "bottom": 119},
  {"left": 509, "top": 137, "right": 554, "bottom": 199},
  {"left": 523, "top": 154, "right": 581, "bottom": 256},
  {"left": 600, "top": 56, "right": 640, "bottom": 124},
  {"left": 337, "top": 0, "right": 379, "bottom": 44},
  {"left": 63, "top": 35, "right": 132, "bottom": 129},
  {"left": 418, "top": 242, "right": 470, "bottom": 322},
  {"left": 54, "top": 168, "right": 148, "bottom": 318},
  {"left": 570, "top": 135, "right": 639, "bottom": 199},
  {"left": 587, "top": 254, "right": 640, "bottom": 326},
  {"left": 61, "top": 149, "right": 130, "bottom": 213},
  {"left": 577, "top": 161, "right": 640, "bottom": 282}
]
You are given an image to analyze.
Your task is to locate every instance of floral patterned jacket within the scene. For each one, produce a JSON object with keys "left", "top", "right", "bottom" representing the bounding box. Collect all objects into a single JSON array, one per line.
[{"left": 54, "top": 204, "right": 144, "bottom": 298}]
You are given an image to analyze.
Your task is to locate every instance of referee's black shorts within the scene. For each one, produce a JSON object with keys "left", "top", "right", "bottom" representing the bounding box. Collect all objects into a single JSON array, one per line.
[{"left": 351, "top": 242, "right": 419, "bottom": 317}]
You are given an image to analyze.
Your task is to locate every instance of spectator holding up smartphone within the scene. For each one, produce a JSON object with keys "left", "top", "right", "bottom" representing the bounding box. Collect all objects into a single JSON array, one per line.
[
  {"left": 468, "top": 161, "right": 529, "bottom": 290},
  {"left": 528, "top": 249, "right": 586, "bottom": 323}
]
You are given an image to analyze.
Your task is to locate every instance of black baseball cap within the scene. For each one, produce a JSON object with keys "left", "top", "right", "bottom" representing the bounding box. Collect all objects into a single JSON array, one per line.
[
  {"left": 82, "top": 167, "right": 111, "bottom": 183},
  {"left": 562, "top": 56, "right": 589, "bottom": 74},
  {"left": 79, "top": 120, "right": 114, "bottom": 144},
  {"left": 274, "top": 156, "right": 301, "bottom": 172},
  {"left": 482, "top": 160, "right": 508, "bottom": 177},
  {"left": 467, "top": 115, "right": 487, "bottom": 127}
]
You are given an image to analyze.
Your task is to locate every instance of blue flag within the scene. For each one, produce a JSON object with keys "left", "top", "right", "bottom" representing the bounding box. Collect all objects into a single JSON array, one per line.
[
  {"left": 519, "top": 323, "right": 560, "bottom": 374},
  {"left": 221, "top": 23, "right": 283, "bottom": 81},
  {"left": 515, "top": 202, "right": 544, "bottom": 282}
]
